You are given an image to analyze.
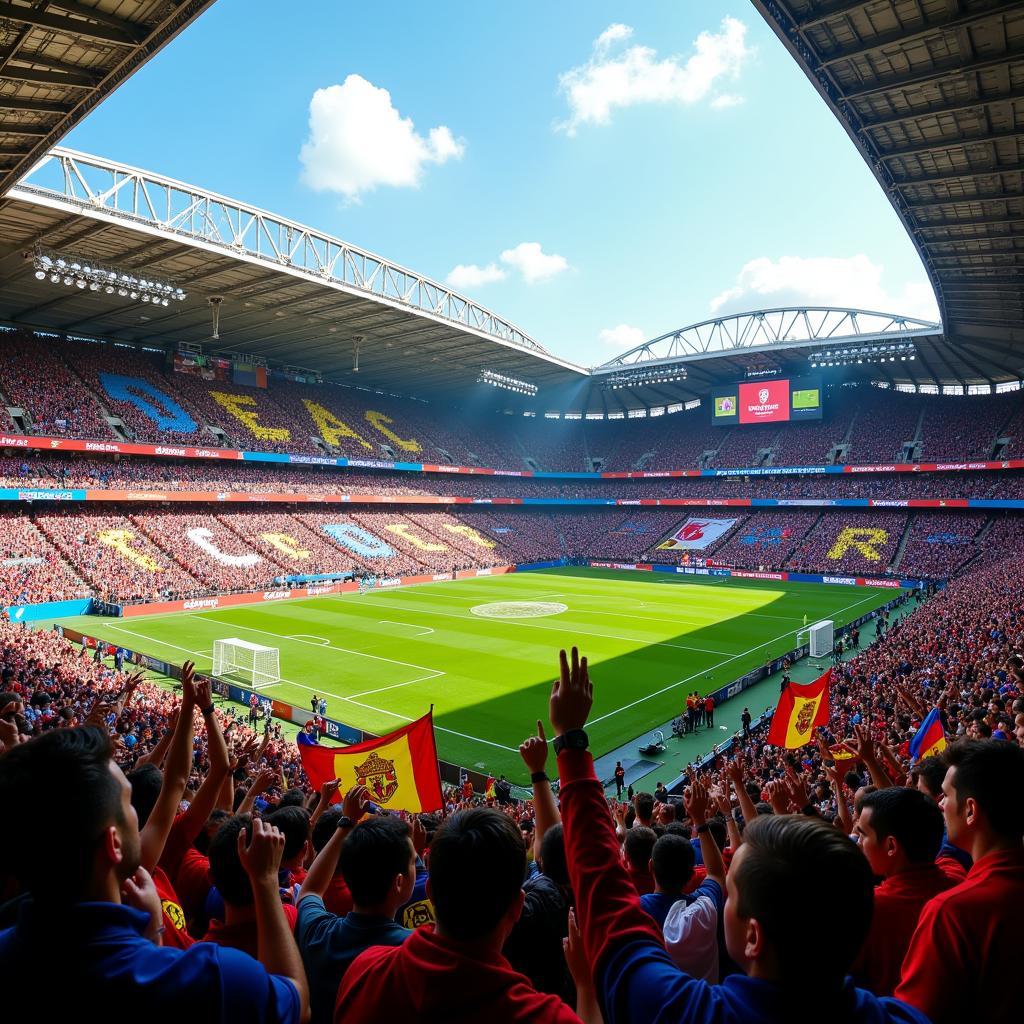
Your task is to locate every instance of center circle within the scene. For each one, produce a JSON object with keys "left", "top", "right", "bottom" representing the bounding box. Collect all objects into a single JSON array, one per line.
[{"left": 470, "top": 601, "right": 568, "bottom": 619}]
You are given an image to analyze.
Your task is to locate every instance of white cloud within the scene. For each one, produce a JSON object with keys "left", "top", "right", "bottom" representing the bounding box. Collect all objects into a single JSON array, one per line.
[
  {"left": 499, "top": 242, "right": 570, "bottom": 284},
  {"left": 595, "top": 23, "right": 633, "bottom": 53},
  {"left": 558, "top": 17, "right": 751, "bottom": 135},
  {"left": 710, "top": 93, "right": 744, "bottom": 109},
  {"left": 299, "top": 75, "right": 464, "bottom": 199},
  {"left": 446, "top": 263, "right": 507, "bottom": 289},
  {"left": 709, "top": 255, "right": 940, "bottom": 323},
  {"left": 599, "top": 324, "right": 646, "bottom": 350}
]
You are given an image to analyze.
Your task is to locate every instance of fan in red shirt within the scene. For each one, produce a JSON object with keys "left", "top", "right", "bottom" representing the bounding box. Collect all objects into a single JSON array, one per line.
[
  {"left": 896, "top": 740, "right": 1024, "bottom": 1023},
  {"left": 336, "top": 808, "right": 586, "bottom": 1022},
  {"left": 850, "top": 787, "right": 956, "bottom": 996}
]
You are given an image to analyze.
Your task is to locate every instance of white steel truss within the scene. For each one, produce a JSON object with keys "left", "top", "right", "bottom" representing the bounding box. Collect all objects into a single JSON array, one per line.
[
  {"left": 597, "top": 307, "right": 943, "bottom": 369},
  {"left": 11, "top": 148, "right": 549, "bottom": 355}
]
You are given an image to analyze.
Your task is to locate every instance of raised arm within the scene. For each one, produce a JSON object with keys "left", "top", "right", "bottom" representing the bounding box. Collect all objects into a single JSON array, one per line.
[
  {"left": 140, "top": 664, "right": 197, "bottom": 870},
  {"left": 176, "top": 676, "right": 232, "bottom": 835},
  {"left": 519, "top": 719, "right": 560, "bottom": 861},
  {"left": 685, "top": 780, "right": 726, "bottom": 889},
  {"left": 239, "top": 818, "right": 310, "bottom": 1023},
  {"left": 309, "top": 779, "right": 341, "bottom": 831},
  {"left": 238, "top": 766, "right": 278, "bottom": 817},
  {"left": 726, "top": 754, "right": 759, "bottom": 827},
  {"left": 553, "top": 648, "right": 708, "bottom": 1023},
  {"left": 298, "top": 785, "right": 366, "bottom": 901}
]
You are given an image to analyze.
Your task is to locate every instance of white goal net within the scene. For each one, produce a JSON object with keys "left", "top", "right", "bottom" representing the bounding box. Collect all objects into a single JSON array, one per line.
[{"left": 212, "top": 638, "right": 280, "bottom": 689}]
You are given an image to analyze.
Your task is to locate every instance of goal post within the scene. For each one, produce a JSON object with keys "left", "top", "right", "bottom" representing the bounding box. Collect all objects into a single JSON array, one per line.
[{"left": 212, "top": 638, "right": 280, "bottom": 689}]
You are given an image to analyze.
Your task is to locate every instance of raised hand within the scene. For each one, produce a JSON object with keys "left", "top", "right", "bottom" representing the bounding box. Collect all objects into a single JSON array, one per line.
[
  {"left": 180, "top": 662, "right": 197, "bottom": 706},
  {"left": 550, "top": 647, "right": 593, "bottom": 737},
  {"left": 193, "top": 675, "right": 213, "bottom": 709},
  {"left": 319, "top": 778, "right": 341, "bottom": 806},
  {"left": 765, "top": 779, "right": 792, "bottom": 815},
  {"left": 342, "top": 784, "right": 371, "bottom": 821},
  {"left": 412, "top": 815, "right": 428, "bottom": 856},
  {"left": 237, "top": 818, "right": 285, "bottom": 887},
  {"left": 562, "top": 907, "right": 593, "bottom": 990},
  {"left": 248, "top": 766, "right": 277, "bottom": 797},
  {"left": 121, "top": 866, "right": 163, "bottom": 943},
  {"left": 684, "top": 778, "right": 711, "bottom": 826},
  {"left": 726, "top": 754, "right": 746, "bottom": 787},
  {"left": 519, "top": 720, "right": 549, "bottom": 774},
  {"left": 783, "top": 765, "right": 811, "bottom": 809}
]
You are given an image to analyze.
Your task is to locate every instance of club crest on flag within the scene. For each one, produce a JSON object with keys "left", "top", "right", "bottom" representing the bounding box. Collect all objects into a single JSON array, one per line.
[
  {"left": 356, "top": 751, "right": 399, "bottom": 804},
  {"left": 795, "top": 699, "right": 817, "bottom": 735}
]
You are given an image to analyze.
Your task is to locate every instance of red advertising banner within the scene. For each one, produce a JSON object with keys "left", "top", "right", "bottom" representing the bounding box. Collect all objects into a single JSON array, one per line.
[
  {"left": 738, "top": 380, "right": 791, "bottom": 424},
  {"left": 117, "top": 568, "right": 514, "bottom": 617}
]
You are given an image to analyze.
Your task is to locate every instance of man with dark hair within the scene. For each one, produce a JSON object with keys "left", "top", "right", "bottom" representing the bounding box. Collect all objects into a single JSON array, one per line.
[
  {"left": 264, "top": 805, "right": 312, "bottom": 892},
  {"left": 622, "top": 825, "right": 657, "bottom": 895},
  {"left": 910, "top": 752, "right": 971, "bottom": 877},
  {"left": 336, "top": 807, "right": 580, "bottom": 1021},
  {"left": 897, "top": 740, "right": 1024, "bottom": 1023},
  {"left": 548, "top": 646, "right": 926, "bottom": 1023},
  {"left": 310, "top": 807, "right": 353, "bottom": 917},
  {"left": 851, "top": 787, "right": 955, "bottom": 996},
  {"left": 203, "top": 814, "right": 299, "bottom": 955},
  {"left": 0, "top": 727, "right": 307, "bottom": 1022},
  {"left": 296, "top": 789, "right": 414, "bottom": 1024}
]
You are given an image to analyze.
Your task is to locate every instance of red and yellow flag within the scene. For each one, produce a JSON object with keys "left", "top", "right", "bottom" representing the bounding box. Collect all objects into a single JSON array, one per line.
[
  {"left": 766, "top": 669, "right": 832, "bottom": 749},
  {"left": 297, "top": 711, "right": 443, "bottom": 814}
]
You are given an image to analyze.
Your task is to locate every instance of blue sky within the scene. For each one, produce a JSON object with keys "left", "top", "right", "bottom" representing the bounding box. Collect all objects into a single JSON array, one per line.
[{"left": 63, "top": 0, "right": 938, "bottom": 366}]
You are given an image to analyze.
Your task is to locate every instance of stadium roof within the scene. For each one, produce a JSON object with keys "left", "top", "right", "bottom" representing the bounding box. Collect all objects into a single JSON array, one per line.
[
  {"left": 0, "top": 0, "right": 218, "bottom": 197},
  {"left": 0, "top": 148, "right": 587, "bottom": 402},
  {"left": 753, "top": 0, "right": 1024, "bottom": 387},
  {"left": 1, "top": 0, "right": 1022, "bottom": 412}
]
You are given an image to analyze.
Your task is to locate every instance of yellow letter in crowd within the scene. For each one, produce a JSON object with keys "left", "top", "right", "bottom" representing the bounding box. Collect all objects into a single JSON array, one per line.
[
  {"left": 260, "top": 533, "right": 310, "bottom": 560},
  {"left": 302, "top": 400, "right": 372, "bottom": 450},
  {"left": 442, "top": 523, "right": 496, "bottom": 549},
  {"left": 827, "top": 526, "right": 889, "bottom": 562},
  {"left": 385, "top": 524, "right": 447, "bottom": 551},
  {"left": 210, "top": 392, "right": 290, "bottom": 442},
  {"left": 364, "top": 410, "right": 422, "bottom": 454},
  {"left": 97, "top": 529, "right": 162, "bottom": 572}
]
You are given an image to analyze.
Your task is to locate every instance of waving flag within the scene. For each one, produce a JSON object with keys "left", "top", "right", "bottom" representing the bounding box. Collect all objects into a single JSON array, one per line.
[
  {"left": 298, "top": 710, "right": 443, "bottom": 813},
  {"left": 909, "top": 708, "right": 947, "bottom": 762},
  {"left": 766, "top": 669, "right": 832, "bottom": 749}
]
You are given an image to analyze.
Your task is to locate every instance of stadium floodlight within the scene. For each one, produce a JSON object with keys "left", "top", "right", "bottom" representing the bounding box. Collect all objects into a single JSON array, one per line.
[
  {"left": 477, "top": 369, "right": 538, "bottom": 396},
  {"left": 30, "top": 247, "right": 187, "bottom": 305},
  {"left": 808, "top": 339, "right": 916, "bottom": 368},
  {"left": 601, "top": 365, "right": 688, "bottom": 390}
]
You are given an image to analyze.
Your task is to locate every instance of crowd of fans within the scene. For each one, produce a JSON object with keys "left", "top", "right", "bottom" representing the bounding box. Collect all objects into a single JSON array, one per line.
[
  {"left": 6, "top": 330, "right": 1024, "bottom": 473},
  {"left": 8, "top": 450, "right": 1024, "bottom": 505},
  {"left": 1, "top": 533, "right": 1022, "bottom": 1020},
  {"left": 2, "top": 503, "right": 1019, "bottom": 606}
]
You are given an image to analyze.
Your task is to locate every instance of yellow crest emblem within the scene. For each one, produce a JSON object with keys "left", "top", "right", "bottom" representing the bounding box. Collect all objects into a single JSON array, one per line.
[
  {"left": 355, "top": 751, "right": 399, "bottom": 804},
  {"left": 794, "top": 700, "right": 817, "bottom": 736}
]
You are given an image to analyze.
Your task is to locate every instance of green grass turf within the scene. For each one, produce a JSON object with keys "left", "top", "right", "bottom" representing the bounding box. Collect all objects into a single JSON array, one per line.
[{"left": 53, "top": 568, "right": 899, "bottom": 783}]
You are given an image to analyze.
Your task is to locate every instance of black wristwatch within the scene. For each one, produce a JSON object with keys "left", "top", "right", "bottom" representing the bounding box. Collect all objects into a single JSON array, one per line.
[
  {"left": 530, "top": 771, "right": 550, "bottom": 785},
  {"left": 336, "top": 815, "right": 355, "bottom": 831},
  {"left": 553, "top": 729, "right": 589, "bottom": 755}
]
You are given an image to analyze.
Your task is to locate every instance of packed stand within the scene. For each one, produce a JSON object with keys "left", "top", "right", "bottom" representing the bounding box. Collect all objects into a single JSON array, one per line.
[
  {"left": 786, "top": 512, "right": 907, "bottom": 576},
  {"left": 0, "top": 330, "right": 114, "bottom": 440},
  {"left": 894, "top": 513, "right": 986, "bottom": 579}
]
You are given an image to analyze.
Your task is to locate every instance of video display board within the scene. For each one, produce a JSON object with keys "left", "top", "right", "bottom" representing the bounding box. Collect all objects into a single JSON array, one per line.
[{"left": 711, "top": 377, "right": 822, "bottom": 426}]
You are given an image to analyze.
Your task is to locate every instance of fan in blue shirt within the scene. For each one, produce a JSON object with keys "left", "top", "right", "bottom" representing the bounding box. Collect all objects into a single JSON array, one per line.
[{"left": 0, "top": 725, "right": 307, "bottom": 1024}]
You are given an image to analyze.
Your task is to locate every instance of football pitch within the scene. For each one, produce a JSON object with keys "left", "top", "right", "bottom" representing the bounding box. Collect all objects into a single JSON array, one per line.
[{"left": 55, "top": 568, "right": 899, "bottom": 782}]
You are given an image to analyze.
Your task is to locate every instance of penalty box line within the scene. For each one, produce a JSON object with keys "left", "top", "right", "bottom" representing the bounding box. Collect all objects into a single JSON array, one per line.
[
  {"left": 586, "top": 591, "right": 884, "bottom": 727},
  {"left": 101, "top": 624, "right": 516, "bottom": 756}
]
